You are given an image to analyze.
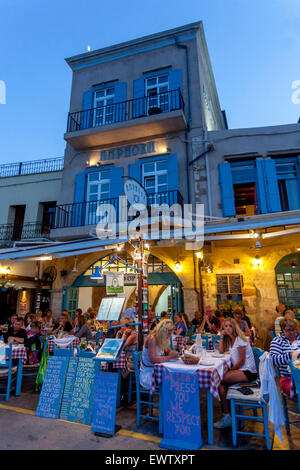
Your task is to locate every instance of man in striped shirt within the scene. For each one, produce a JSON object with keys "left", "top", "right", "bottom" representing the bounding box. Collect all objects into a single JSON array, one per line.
[{"left": 270, "top": 317, "right": 300, "bottom": 397}]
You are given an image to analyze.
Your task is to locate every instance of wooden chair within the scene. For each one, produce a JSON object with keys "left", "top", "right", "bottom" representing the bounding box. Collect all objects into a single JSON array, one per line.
[
  {"left": 53, "top": 343, "right": 74, "bottom": 357},
  {"left": 0, "top": 344, "right": 18, "bottom": 401},
  {"left": 76, "top": 347, "right": 95, "bottom": 358},
  {"left": 227, "top": 351, "right": 272, "bottom": 450},
  {"left": 131, "top": 350, "right": 161, "bottom": 428}
]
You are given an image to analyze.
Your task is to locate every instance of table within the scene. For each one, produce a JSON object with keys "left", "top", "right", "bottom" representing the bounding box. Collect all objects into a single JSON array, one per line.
[
  {"left": 100, "top": 351, "right": 127, "bottom": 371},
  {"left": 151, "top": 352, "right": 231, "bottom": 445},
  {"left": 6, "top": 345, "right": 27, "bottom": 396},
  {"left": 47, "top": 337, "right": 81, "bottom": 354}
]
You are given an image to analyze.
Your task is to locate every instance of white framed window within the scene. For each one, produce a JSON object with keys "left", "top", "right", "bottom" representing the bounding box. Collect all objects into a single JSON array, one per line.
[
  {"left": 146, "top": 75, "right": 169, "bottom": 113},
  {"left": 86, "top": 171, "right": 110, "bottom": 224},
  {"left": 143, "top": 160, "right": 168, "bottom": 199},
  {"left": 94, "top": 87, "right": 115, "bottom": 126}
]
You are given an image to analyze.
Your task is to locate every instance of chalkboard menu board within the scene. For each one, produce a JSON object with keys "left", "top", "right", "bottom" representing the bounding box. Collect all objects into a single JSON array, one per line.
[
  {"left": 229, "top": 275, "right": 242, "bottom": 294},
  {"left": 91, "top": 371, "right": 118, "bottom": 436},
  {"left": 36, "top": 356, "right": 70, "bottom": 419},
  {"left": 160, "top": 368, "right": 202, "bottom": 450},
  {"left": 216, "top": 275, "right": 229, "bottom": 294},
  {"left": 67, "top": 357, "right": 97, "bottom": 425},
  {"left": 59, "top": 358, "right": 78, "bottom": 420}
]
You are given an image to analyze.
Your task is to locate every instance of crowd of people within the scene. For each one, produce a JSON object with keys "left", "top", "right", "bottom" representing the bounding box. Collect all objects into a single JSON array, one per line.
[{"left": 1, "top": 301, "right": 299, "bottom": 429}]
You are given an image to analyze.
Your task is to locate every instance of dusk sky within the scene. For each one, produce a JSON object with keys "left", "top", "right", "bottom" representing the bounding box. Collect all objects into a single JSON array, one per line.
[{"left": 1, "top": 0, "right": 300, "bottom": 163}]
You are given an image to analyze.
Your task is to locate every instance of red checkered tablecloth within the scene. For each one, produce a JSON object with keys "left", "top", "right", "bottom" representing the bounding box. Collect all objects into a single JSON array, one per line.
[
  {"left": 171, "top": 335, "right": 188, "bottom": 351},
  {"left": 47, "top": 337, "right": 80, "bottom": 354},
  {"left": 100, "top": 351, "right": 127, "bottom": 371},
  {"left": 11, "top": 345, "right": 27, "bottom": 364},
  {"left": 151, "top": 358, "right": 230, "bottom": 400}
]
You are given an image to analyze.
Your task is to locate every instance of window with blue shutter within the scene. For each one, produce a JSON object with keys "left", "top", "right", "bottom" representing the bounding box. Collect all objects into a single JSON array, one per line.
[
  {"left": 218, "top": 163, "right": 236, "bottom": 217},
  {"left": 129, "top": 153, "right": 179, "bottom": 205},
  {"left": 81, "top": 82, "right": 127, "bottom": 129},
  {"left": 133, "top": 69, "right": 182, "bottom": 118},
  {"left": 274, "top": 156, "right": 300, "bottom": 211}
]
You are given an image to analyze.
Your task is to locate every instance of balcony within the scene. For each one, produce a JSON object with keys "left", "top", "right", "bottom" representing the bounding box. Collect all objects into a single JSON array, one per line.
[
  {"left": 50, "top": 190, "right": 183, "bottom": 241},
  {"left": 64, "top": 89, "right": 186, "bottom": 149},
  {"left": 0, "top": 222, "right": 51, "bottom": 246},
  {"left": 0, "top": 157, "right": 64, "bottom": 179}
]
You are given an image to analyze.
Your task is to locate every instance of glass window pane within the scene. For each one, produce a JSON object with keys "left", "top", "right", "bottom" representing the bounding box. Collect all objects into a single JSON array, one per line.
[
  {"left": 106, "top": 88, "right": 115, "bottom": 95},
  {"left": 89, "top": 184, "right": 98, "bottom": 194},
  {"left": 156, "top": 160, "right": 167, "bottom": 171},
  {"left": 147, "top": 78, "right": 157, "bottom": 87},
  {"left": 101, "top": 183, "right": 110, "bottom": 192},
  {"left": 96, "top": 90, "right": 105, "bottom": 98},
  {"left": 157, "top": 174, "right": 167, "bottom": 185},
  {"left": 143, "top": 163, "right": 155, "bottom": 173},
  {"left": 89, "top": 172, "right": 99, "bottom": 182},
  {"left": 159, "top": 86, "right": 168, "bottom": 93},
  {"left": 145, "top": 176, "right": 155, "bottom": 188},
  {"left": 158, "top": 75, "right": 168, "bottom": 84},
  {"left": 88, "top": 195, "right": 98, "bottom": 202}
]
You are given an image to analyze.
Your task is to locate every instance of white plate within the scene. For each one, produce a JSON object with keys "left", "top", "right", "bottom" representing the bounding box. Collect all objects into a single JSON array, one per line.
[
  {"left": 211, "top": 353, "right": 225, "bottom": 358},
  {"left": 199, "top": 360, "right": 214, "bottom": 366}
]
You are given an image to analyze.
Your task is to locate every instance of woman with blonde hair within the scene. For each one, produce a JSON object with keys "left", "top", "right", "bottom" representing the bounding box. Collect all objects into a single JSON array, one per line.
[
  {"left": 214, "top": 317, "right": 257, "bottom": 429},
  {"left": 140, "top": 319, "right": 179, "bottom": 389}
]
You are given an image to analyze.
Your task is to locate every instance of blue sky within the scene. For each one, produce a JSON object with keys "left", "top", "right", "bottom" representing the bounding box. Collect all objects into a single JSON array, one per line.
[{"left": 0, "top": 0, "right": 300, "bottom": 163}]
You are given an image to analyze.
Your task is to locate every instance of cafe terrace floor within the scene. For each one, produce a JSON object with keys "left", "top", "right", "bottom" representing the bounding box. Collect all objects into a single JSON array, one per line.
[{"left": 0, "top": 379, "right": 299, "bottom": 451}]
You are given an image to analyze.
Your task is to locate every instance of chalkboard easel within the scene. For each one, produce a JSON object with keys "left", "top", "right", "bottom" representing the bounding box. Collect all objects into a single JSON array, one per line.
[{"left": 91, "top": 371, "right": 121, "bottom": 437}]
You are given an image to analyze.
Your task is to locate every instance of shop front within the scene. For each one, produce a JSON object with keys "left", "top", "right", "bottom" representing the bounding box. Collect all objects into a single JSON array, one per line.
[{"left": 62, "top": 253, "right": 183, "bottom": 320}]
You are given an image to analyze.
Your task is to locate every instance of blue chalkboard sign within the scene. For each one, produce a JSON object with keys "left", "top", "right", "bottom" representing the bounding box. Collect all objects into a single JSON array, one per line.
[
  {"left": 160, "top": 368, "right": 203, "bottom": 450},
  {"left": 36, "top": 356, "right": 70, "bottom": 419},
  {"left": 59, "top": 358, "right": 78, "bottom": 420},
  {"left": 68, "top": 357, "right": 97, "bottom": 425},
  {"left": 91, "top": 371, "right": 118, "bottom": 436}
]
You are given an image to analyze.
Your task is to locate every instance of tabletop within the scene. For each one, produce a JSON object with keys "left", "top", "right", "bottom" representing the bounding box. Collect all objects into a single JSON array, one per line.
[
  {"left": 0, "top": 344, "right": 27, "bottom": 364},
  {"left": 151, "top": 352, "right": 231, "bottom": 400}
]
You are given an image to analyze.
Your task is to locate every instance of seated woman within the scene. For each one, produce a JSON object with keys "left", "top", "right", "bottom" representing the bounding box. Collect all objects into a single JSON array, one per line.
[
  {"left": 174, "top": 313, "right": 187, "bottom": 336},
  {"left": 270, "top": 317, "right": 300, "bottom": 398},
  {"left": 214, "top": 317, "right": 257, "bottom": 429},
  {"left": 74, "top": 313, "right": 93, "bottom": 341},
  {"left": 232, "top": 307, "right": 251, "bottom": 338},
  {"left": 140, "top": 319, "right": 179, "bottom": 390},
  {"left": 42, "top": 309, "right": 55, "bottom": 330},
  {"left": 115, "top": 316, "right": 137, "bottom": 350}
]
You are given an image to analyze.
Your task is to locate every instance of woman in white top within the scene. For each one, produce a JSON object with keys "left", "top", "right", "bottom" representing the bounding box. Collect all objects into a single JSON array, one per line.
[
  {"left": 140, "top": 319, "right": 179, "bottom": 389},
  {"left": 214, "top": 317, "right": 257, "bottom": 429}
]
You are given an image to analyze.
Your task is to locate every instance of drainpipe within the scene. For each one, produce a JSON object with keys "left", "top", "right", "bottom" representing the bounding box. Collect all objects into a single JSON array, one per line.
[
  {"left": 204, "top": 127, "right": 213, "bottom": 217},
  {"left": 175, "top": 37, "right": 191, "bottom": 204}
]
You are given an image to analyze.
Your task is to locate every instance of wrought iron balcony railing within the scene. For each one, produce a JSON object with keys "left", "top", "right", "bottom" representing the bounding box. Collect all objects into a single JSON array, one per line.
[
  {"left": 51, "top": 190, "right": 184, "bottom": 230},
  {"left": 0, "top": 222, "right": 51, "bottom": 242},
  {"left": 67, "top": 89, "right": 184, "bottom": 133},
  {"left": 0, "top": 157, "right": 64, "bottom": 179}
]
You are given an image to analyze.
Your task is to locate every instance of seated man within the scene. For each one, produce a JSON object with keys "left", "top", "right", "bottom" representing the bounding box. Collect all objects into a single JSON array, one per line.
[
  {"left": 4, "top": 317, "right": 27, "bottom": 344},
  {"left": 24, "top": 321, "right": 43, "bottom": 364},
  {"left": 52, "top": 312, "right": 73, "bottom": 335},
  {"left": 270, "top": 317, "right": 300, "bottom": 398},
  {"left": 191, "top": 311, "right": 202, "bottom": 330},
  {"left": 197, "top": 306, "right": 221, "bottom": 333}
]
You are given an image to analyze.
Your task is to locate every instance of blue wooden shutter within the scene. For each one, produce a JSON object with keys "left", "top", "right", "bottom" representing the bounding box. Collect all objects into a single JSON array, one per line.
[
  {"left": 218, "top": 163, "right": 236, "bottom": 217},
  {"left": 129, "top": 162, "right": 141, "bottom": 183},
  {"left": 114, "top": 82, "right": 127, "bottom": 123},
  {"left": 264, "top": 158, "right": 281, "bottom": 212},
  {"left": 167, "top": 153, "right": 179, "bottom": 191},
  {"left": 81, "top": 89, "right": 94, "bottom": 129},
  {"left": 133, "top": 77, "right": 146, "bottom": 118},
  {"left": 168, "top": 69, "right": 183, "bottom": 110},
  {"left": 110, "top": 166, "right": 124, "bottom": 198},
  {"left": 73, "top": 171, "right": 87, "bottom": 226},
  {"left": 74, "top": 171, "right": 86, "bottom": 203},
  {"left": 256, "top": 159, "right": 268, "bottom": 214}
]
